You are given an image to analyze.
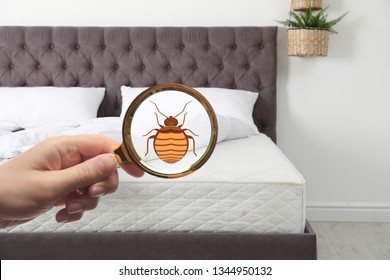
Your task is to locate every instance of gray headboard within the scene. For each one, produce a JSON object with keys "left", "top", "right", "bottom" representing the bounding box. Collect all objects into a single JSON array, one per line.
[{"left": 0, "top": 26, "right": 277, "bottom": 142}]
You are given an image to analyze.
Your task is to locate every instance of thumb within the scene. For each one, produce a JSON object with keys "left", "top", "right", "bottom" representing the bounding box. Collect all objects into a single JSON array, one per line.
[{"left": 52, "top": 154, "right": 118, "bottom": 196}]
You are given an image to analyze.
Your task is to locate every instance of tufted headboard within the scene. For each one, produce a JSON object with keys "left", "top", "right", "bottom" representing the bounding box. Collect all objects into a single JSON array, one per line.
[{"left": 0, "top": 26, "right": 277, "bottom": 142}]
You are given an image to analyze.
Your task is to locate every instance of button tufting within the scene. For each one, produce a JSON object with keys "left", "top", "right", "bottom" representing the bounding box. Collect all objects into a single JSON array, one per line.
[
  {"left": 232, "top": 83, "right": 237, "bottom": 89},
  {"left": 193, "top": 65, "right": 197, "bottom": 70},
  {"left": 114, "top": 64, "right": 119, "bottom": 70},
  {"left": 49, "top": 44, "right": 54, "bottom": 49},
  {"left": 219, "top": 65, "right": 224, "bottom": 70},
  {"left": 75, "top": 44, "right": 80, "bottom": 50},
  {"left": 232, "top": 44, "right": 237, "bottom": 50},
  {"left": 101, "top": 44, "right": 106, "bottom": 50},
  {"left": 89, "top": 64, "right": 94, "bottom": 70},
  {"left": 205, "top": 44, "right": 211, "bottom": 50},
  {"left": 22, "top": 44, "right": 27, "bottom": 50},
  {"left": 63, "top": 64, "right": 67, "bottom": 70},
  {"left": 166, "top": 65, "right": 171, "bottom": 70},
  {"left": 128, "top": 45, "right": 132, "bottom": 51},
  {"left": 258, "top": 44, "right": 264, "bottom": 49},
  {"left": 8, "top": 63, "right": 14, "bottom": 69},
  {"left": 246, "top": 65, "right": 251, "bottom": 70},
  {"left": 180, "top": 44, "right": 185, "bottom": 50},
  {"left": 154, "top": 45, "right": 158, "bottom": 50},
  {"left": 36, "top": 63, "right": 41, "bottom": 70},
  {"left": 140, "top": 65, "right": 145, "bottom": 71}
]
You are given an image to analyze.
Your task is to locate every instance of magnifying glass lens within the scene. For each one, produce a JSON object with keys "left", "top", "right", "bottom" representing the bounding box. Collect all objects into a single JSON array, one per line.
[{"left": 115, "top": 84, "right": 218, "bottom": 179}]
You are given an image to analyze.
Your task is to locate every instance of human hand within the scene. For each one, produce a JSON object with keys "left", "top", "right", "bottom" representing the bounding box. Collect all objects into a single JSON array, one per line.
[{"left": 0, "top": 134, "right": 144, "bottom": 228}]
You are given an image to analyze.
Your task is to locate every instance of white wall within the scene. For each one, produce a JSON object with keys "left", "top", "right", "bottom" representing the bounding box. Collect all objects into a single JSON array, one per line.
[{"left": 1, "top": 0, "right": 389, "bottom": 221}]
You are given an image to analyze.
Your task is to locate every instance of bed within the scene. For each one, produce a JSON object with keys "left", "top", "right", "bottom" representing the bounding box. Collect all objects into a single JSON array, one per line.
[{"left": 0, "top": 26, "right": 316, "bottom": 259}]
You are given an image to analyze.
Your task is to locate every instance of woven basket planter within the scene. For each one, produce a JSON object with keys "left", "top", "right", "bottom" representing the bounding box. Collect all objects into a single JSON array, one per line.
[
  {"left": 288, "top": 28, "right": 329, "bottom": 57},
  {"left": 291, "top": 0, "right": 323, "bottom": 11}
]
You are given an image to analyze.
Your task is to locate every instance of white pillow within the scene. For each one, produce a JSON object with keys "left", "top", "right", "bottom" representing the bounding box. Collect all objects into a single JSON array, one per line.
[
  {"left": 120, "top": 86, "right": 259, "bottom": 135},
  {"left": 0, "top": 87, "right": 105, "bottom": 128},
  {"left": 120, "top": 86, "right": 148, "bottom": 119},
  {"left": 195, "top": 87, "right": 259, "bottom": 134}
]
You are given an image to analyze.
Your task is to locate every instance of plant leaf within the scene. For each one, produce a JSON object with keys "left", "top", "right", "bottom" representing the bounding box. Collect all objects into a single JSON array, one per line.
[
  {"left": 326, "top": 12, "right": 349, "bottom": 28},
  {"left": 276, "top": 6, "right": 348, "bottom": 33},
  {"left": 290, "top": 11, "right": 305, "bottom": 27}
]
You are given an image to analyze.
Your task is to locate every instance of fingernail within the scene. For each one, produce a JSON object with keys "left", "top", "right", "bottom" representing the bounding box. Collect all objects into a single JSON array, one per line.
[
  {"left": 91, "top": 186, "right": 106, "bottom": 197},
  {"left": 57, "top": 216, "right": 69, "bottom": 223},
  {"left": 67, "top": 202, "right": 84, "bottom": 214},
  {"left": 98, "top": 154, "right": 118, "bottom": 174}
]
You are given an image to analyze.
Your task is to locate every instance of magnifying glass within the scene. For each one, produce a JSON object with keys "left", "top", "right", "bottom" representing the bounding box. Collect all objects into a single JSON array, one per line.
[{"left": 114, "top": 83, "right": 218, "bottom": 179}]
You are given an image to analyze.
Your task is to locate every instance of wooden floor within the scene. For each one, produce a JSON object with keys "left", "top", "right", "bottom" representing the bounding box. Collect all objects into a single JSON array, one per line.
[{"left": 310, "top": 221, "right": 390, "bottom": 260}]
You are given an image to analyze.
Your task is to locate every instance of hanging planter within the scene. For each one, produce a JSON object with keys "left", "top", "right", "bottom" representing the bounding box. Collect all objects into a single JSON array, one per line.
[
  {"left": 288, "top": 28, "right": 329, "bottom": 56},
  {"left": 292, "top": 0, "right": 323, "bottom": 11},
  {"left": 276, "top": 7, "right": 348, "bottom": 57}
]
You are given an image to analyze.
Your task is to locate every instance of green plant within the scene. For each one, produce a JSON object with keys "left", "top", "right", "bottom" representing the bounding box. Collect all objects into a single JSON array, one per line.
[{"left": 276, "top": 6, "right": 349, "bottom": 34}]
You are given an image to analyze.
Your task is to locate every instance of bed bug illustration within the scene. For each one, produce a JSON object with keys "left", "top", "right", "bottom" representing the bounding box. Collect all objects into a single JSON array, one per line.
[{"left": 143, "top": 101, "right": 198, "bottom": 164}]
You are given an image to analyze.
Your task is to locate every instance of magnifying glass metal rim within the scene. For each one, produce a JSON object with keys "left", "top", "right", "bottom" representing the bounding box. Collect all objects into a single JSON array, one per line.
[{"left": 115, "top": 83, "right": 218, "bottom": 179}]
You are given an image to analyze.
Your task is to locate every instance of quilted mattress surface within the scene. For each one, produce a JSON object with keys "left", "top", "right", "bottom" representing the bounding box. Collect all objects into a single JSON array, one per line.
[{"left": 5, "top": 134, "right": 306, "bottom": 234}]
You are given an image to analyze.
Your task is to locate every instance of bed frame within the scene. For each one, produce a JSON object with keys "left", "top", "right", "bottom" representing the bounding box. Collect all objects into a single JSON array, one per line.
[{"left": 0, "top": 26, "right": 316, "bottom": 259}]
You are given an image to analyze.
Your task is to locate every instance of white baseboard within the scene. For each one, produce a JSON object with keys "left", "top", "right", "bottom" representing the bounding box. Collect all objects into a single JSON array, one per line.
[{"left": 306, "top": 202, "right": 390, "bottom": 222}]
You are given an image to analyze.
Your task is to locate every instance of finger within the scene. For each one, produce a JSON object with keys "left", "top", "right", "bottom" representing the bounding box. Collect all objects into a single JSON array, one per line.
[
  {"left": 121, "top": 162, "right": 144, "bottom": 178},
  {"left": 52, "top": 134, "right": 120, "bottom": 170},
  {"left": 66, "top": 196, "right": 99, "bottom": 214},
  {"left": 50, "top": 153, "right": 118, "bottom": 197},
  {"left": 56, "top": 208, "right": 84, "bottom": 224},
  {"left": 88, "top": 169, "right": 119, "bottom": 198},
  {"left": 23, "top": 134, "right": 120, "bottom": 171},
  {"left": 54, "top": 187, "right": 86, "bottom": 206}
]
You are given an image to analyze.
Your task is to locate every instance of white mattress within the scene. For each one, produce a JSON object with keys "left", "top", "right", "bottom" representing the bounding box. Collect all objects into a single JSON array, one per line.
[{"left": 5, "top": 134, "right": 306, "bottom": 234}]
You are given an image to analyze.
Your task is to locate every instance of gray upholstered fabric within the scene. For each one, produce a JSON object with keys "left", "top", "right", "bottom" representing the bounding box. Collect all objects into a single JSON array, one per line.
[
  {"left": 0, "top": 26, "right": 277, "bottom": 142},
  {"left": 0, "top": 225, "right": 317, "bottom": 260}
]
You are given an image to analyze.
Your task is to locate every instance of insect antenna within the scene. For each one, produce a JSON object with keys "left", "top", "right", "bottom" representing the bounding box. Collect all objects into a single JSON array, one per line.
[
  {"left": 150, "top": 101, "right": 168, "bottom": 118},
  {"left": 174, "top": 101, "right": 192, "bottom": 118}
]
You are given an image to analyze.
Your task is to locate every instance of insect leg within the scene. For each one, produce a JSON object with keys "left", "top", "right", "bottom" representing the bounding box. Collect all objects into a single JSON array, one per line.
[
  {"left": 182, "top": 128, "right": 199, "bottom": 137},
  {"left": 178, "top": 112, "right": 188, "bottom": 128},
  {"left": 186, "top": 135, "right": 197, "bottom": 156},
  {"left": 145, "top": 135, "right": 157, "bottom": 156},
  {"left": 143, "top": 128, "right": 159, "bottom": 136}
]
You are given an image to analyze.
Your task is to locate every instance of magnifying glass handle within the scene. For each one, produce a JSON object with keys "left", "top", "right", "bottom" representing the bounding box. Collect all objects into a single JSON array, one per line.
[
  {"left": 114, "top": 144, "right": 145, "bottom": 178},
  {"left": 114, "top": 143, "right": 130, "bottom": 164}
]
